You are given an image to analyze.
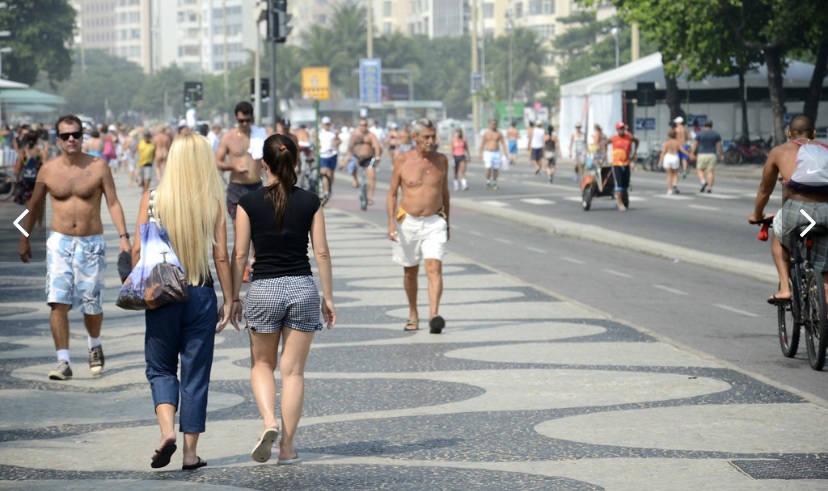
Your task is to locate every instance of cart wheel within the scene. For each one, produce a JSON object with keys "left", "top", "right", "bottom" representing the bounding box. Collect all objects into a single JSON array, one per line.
[
  {"left": 582, "top": 187, "right": 592, "bottom": 211},
  {"left": 621, "top": 191, "right": 629, "bottom": 209}
]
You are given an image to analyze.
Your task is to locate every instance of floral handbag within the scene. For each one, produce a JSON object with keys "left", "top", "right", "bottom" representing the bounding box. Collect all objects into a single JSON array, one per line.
[{"left": 116, "top": 190, "right": 188, "bottom": 310}]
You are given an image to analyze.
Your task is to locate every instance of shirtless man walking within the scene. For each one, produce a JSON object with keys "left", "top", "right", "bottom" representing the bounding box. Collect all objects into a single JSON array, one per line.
[
  {"left": 18, "top": 114, "right": 132, "bottom": 380},
  {"left": 347, "top": 118, "right": 382, "bottom": 205},
  {"left": 216, "top": 101, "right": 265, "bottom": 280},
  {"left": 398, "top": 123, "right": 413, "bottom": 153},
  {"left": 506, "top": 122, "right": 519, "bottom": 167},
  {"left": 673, "top": 116, "right": 690, "bottom": 178},
  {"left": 479, "top": 119, "right": 508, "bottom": 190},
  {"left": 387, "top": 118, "right": 450, "bottom": 334},
  {"left": 152, "top": 125, "right": 171, "bottom": 182},
  {"left": 386, "top": 123, "right": 400, "bottom": 161}
]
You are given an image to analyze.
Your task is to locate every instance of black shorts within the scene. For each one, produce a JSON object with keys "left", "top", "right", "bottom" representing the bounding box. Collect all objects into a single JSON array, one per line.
[
  {"left": 531, "top": 148, "right": 543, "bottom": 161},
  {"left": 611, "top": 165, "right": 631, "bottom": 191},
  {"left": 453, "top": 155, "right": 466, "bottom": 166},
  {"left": 358, "top": 157, "right": 376, "bottom": 168},
  {"left": 226, "top": 181, "right": 263, "bottom": 220}
]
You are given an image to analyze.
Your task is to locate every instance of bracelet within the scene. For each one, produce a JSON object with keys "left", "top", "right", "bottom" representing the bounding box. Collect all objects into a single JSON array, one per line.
[
  {"left": 233, "top": 299, "right": 242, "bottom": 303},
  {"left": 119, "top": 233, "right": 130, "bottom": 239}
]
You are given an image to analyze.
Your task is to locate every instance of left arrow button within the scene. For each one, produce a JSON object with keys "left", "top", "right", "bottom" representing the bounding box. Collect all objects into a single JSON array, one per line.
[{"left": 14, "top": 209, "right": 29, "bottom": 237}]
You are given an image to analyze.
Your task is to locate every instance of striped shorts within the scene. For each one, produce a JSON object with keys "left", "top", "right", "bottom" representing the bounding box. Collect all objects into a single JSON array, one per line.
[{"left": 244, "top": 275, "right": 322, "bottom": 333}]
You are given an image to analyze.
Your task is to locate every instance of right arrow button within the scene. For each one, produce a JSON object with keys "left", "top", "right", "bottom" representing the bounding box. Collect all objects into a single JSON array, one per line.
[{"left": 800, "top": 209, "right": 816, "bottom": 237}]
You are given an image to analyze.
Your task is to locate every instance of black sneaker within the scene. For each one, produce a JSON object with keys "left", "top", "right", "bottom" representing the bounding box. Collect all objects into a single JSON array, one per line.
[
  {"left": 429, "top": 315, "right": 445, "bottom": 334},
  {"left": 700, "top": 182, "right": 707, "bottom": 193},
  {"left": 89, "top": 345, "right": 104, "bottom": 376},
  {"left": 49, "top": 360, "right": 73, "bottom": 380}
]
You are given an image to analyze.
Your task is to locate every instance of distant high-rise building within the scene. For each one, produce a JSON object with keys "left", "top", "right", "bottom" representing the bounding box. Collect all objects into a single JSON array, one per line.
[{"left": 71, "top": 0, "right": 117, "bottom": 56}]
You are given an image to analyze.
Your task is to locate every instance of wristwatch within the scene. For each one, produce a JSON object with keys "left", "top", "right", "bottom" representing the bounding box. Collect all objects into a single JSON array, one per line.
[{"left": 119, "top": 233, "right": 130, "bottom": 239}]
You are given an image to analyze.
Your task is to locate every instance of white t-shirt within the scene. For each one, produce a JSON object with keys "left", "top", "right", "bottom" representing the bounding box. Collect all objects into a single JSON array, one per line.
[
  {"left": 370, "top": 126, "right": 385, "bottom": 144},
  {"left": 207, "top": 131, "right": 220, "bottom": 154},
  {"left": 530, "top": 127, "right": 545, "bottom": 149},
  {"left": 248, "top": 125, "right": 267, "bottom": 160},
  {"left": 338, "top": 129, "right": 351, "bottom": 154},
  {"left": 318, "top": 129, "right": 338, "bottom": 158}
]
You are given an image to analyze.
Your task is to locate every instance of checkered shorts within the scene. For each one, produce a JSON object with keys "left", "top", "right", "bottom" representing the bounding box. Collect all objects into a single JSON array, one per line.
[{"left": 244, "top": 276, "right": 322, "bottom": 333}]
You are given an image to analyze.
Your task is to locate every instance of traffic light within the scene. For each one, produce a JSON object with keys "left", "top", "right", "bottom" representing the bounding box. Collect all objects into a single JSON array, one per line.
[
  {"left": 183, "top": 81, "right": 203, "bottom": 107},
  {"left": 266, "top": 0, "right": 291, "bottom": 43},
  {"left": 249, "top": 78, "right": 270, "bottom": 102}
]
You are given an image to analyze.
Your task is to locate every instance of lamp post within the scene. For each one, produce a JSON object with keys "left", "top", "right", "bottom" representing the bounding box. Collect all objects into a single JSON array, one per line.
[
  {"left": 505, "top": 11, "right": 513, "bottom": 125},
  {"left": 610, "top": 27, "right": 619, "bottom": 68},
  {"left": 0, "top": 47, "right": 11, "bottom": 79}
]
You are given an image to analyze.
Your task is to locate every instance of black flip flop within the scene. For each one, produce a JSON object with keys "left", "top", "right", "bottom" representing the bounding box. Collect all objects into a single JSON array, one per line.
[
  {"left": 151, "top": 443, "right": 177, "bottom": 469},
  {"left": 182, "top": 457, "right": 207, "bottom": 471},
  {"left": 429, "top": 315, "right": 445, "bottom": 334},
  {"left": 767, "top": 295, "right": 791, "bottom": 305}
]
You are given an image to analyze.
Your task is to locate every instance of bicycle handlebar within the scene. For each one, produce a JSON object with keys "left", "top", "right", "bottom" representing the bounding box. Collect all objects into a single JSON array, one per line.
[{"left": 750, "top": 215, "right": 774, "bottom": 241}]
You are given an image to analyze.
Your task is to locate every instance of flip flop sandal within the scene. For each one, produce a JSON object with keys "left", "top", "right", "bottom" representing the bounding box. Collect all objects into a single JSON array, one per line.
[
  {"left": 277, "top": 453, "right": 302, "bottom": 465},
  {"left": 150, "top": 443, "right": 177, "bottom": 469},
  {"left": 767, "top": 295, "right": 792, "bottom": 305},
  {"left": 403, "top": 318, "right": 420, "bottom": 331},
  {"left": 252, "top": 427, "right": 280, "bottom": 463},
  {"left": 182, "top": 457, "right": 207, "bottom": 471}
]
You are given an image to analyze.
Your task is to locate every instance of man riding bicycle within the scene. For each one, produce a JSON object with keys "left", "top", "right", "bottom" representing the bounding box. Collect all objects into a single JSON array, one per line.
[{"left": 749, "top": 115, "right": 828, "bottom": 304}]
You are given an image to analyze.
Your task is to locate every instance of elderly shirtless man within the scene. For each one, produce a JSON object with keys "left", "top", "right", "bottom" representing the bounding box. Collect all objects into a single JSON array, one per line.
[
  {"left": 216, "top": 101, "right": 266, "bottom": 280},
  {"left": 479, "top": 119, "right": 509, "bottom": 190},
  {"left": 387, "top": 118, "right": 450, "bottom": 334},
  {"left": 18, "top": 114, "right": 132, "bottom": 380},
  {"left": 347, "top": 118, "right": 382, "bottom": 205},
  {"left": 750, "top": 115, "right": 828, "bottom": 305}
]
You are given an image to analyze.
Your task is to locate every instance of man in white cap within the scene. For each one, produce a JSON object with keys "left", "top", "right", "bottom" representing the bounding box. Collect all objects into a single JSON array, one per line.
[
  {"left": 673, "top": 116, "right": 691, "bottom": 177},
  {"left": 318, "top": 116, "right": 340, "bottom": 196}
]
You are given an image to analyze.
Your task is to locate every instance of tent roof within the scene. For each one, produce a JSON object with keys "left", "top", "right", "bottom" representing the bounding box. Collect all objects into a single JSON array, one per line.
[
  {"left": 4, "top": 103, "right": 58, "bottom": 113},
  {"left": 560, "top": 52, "right": 825, "bottom": 96},
  {"left": 0, "top": 88, "right": 64, "bottom": 105},
  {"left": 0, "top": 79, "right": 28, "bottom": 90}
]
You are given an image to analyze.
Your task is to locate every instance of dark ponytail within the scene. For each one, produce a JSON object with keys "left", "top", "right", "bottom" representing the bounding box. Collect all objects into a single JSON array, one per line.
[{"left": 262, "top": 134, "right": 298, "bottom": 232}]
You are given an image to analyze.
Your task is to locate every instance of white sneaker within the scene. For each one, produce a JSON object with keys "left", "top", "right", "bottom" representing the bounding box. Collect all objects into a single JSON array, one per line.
[{"left": 666, "top": 190, "right": 673, "bottom": 195}]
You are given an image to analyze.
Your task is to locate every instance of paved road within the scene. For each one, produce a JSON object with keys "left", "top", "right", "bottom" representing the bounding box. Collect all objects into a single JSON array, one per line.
[{"left": 0, "top": 167, "right": 825, "bottom": 489}]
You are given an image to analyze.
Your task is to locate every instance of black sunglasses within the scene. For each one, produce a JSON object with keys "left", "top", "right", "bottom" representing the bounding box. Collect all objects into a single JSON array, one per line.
[
  {"left": 237, "top": 117, "right": 252, "bottom": 124},
  {"left": 58, "top": 131, "right": 83, "bottom": 141}
]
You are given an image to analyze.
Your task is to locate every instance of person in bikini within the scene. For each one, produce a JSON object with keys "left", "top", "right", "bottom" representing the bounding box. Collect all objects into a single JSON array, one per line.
[
  {"left": 346, "top": 118, "right": 382, "bottom": 205},
  {"left": 153, "top": 125, "right": 171, "bottom": 182},
  {"left": 749, "top": 115, "right": 828, "bottom": 305},
  {"left": 387, "top": 118, "right": 450, "bottom": 334},
  {"left": 216, "top": 101, "right": 266, "bottom": 281},
  {"left": 398, "top": 123, "right": 413, "bottom": 153}
]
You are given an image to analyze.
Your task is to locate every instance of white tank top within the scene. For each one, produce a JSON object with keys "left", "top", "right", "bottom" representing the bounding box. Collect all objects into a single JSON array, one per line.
[{"left": 531, "top": 127, "right": 545, "bottom": 149}]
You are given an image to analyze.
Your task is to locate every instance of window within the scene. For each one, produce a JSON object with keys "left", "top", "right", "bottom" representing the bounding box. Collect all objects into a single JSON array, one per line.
[
  {"left": 531, "top": 24, "right": 556, "bottom": 40},
  {"left": 383, "top": 22, "right": 392, "bottom": 34},
  {"left": 483, "top": 3, "right": 494, "bottom": 19},
  {"left": 383, "top": 1, "right": 392, "bottom": 16},
  {"left": 515, "top": 3, "right": 523, "bottom": 18}
]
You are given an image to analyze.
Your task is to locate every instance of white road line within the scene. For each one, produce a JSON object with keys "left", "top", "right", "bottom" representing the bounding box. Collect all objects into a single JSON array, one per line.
[
  {"left": 561, "top": 257, "right": 586, "bottom": 264},
  {"left": 469, "top": 230, "right": 484, "bottom": 237},
  {"left": 526, "top": 246, "right": 546, "bottom": 253},
  {"left": 652, "top": 284, "right": 689, "bottom": 295},
  {"left": 714, "top": 304, "right": 761, "bottom": 318},
  {"left": 688, "top": 204, "right": 720, "bottom": 211},
  {"left": 480, "top": 200, "right": 511, "bottom": 207},
  {"left": 495, "top": 238, "right": 512, "bottom": 244},
  {"left": 603, "top": 269, "right": 634, "bottom": 278},
  {"left": 653, "top": 194, "right": 695, "bottom": 201},
  {"left": 699, "top": 193, "right": 739, "bottom": 200},
  {"left": 565, "top": 195, "right": 648, "bottom": 202},
  {"left": 522, "top": 198, "right": 556, "bottom": 205}
]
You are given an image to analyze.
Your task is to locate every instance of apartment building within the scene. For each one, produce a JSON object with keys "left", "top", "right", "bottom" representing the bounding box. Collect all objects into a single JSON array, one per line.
[{"left": 71, "top": 0, "right": 117, "bottom": 56}]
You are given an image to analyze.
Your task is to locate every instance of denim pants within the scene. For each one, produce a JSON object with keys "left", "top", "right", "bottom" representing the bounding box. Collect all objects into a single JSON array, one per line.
[{"left": 144, "top": 286, "right": 217, "bottom": 433}]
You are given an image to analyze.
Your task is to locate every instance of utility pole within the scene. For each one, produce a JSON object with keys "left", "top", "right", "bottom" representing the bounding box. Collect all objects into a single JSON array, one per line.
[
  {"left": 254, "top": 20, "right": 262, "bottom": 124},
  {"left": 366, "top": 0, "right": 373, "bottom": 58},
  {"left": 471, "top": 0, "right": 479, "bottom": 135},
  {"left": 223, "top": 0, "right": 229, "bottom": 101},
  {"left": 631, "top": 22, "right": 640, "bottom": 62}
]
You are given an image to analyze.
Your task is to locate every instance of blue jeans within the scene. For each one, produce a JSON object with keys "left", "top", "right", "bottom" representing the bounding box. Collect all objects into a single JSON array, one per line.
[{"left": 145, "top": 286, "right": 217, "bottom": 433}]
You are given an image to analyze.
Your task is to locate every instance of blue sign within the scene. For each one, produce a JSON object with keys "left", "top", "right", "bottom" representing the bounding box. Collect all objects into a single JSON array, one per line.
[
  {"left": 359, "top": 58, "right": 382, "bottom": 105},
  {"left": 635, "top": 117, "right": 655, "bottom": 131},
  {"left": 470, "top": 72, "right": 483, "bottom": 93},
  {"left": 688, "top": 114, "right": 708, "bottom": 126}
]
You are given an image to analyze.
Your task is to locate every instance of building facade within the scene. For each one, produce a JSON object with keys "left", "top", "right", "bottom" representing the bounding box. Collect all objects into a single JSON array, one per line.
[{"left": 71, "top": 0, "right": 117, "bottom": 56}]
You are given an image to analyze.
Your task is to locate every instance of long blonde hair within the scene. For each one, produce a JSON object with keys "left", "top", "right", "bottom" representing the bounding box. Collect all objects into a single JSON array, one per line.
[{"left": 154, "top": 134, "right": 226, "bottom": 284}]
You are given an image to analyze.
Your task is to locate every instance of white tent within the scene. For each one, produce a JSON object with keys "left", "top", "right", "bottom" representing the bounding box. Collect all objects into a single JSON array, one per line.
[{"left": 559, "top": 52, "right": 828, "bottom": 158}]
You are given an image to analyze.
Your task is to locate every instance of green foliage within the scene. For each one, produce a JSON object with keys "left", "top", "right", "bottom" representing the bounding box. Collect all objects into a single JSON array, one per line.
[
  {"left": 0, "top": 0, "right": 76, "bottom": 86},
  {"left": 130, "top": 65, "right": 187, "bottom": 118}
]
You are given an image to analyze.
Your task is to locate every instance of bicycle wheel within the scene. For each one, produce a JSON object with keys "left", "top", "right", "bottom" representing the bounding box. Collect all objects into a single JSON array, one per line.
[
  {"left": 804, "top": 269, "right": 827, "bottom": 370},
  {"left": 297, "top": 171, "right": 310, "bottom": 192},
  {"left": 317, "top": 173, "right": 331, "bottom": 206},
  {"left": 0, "top": 170, "right": 15, "bottom": 201},
  {"left": 359, "top": 173, "right": 368, "bottom": 211},
  {"left": 778, "top": 276, "right": 800, "bottom": 357},
  {"left": 581, "top": 186, "right": 592, "bottom": 211}
]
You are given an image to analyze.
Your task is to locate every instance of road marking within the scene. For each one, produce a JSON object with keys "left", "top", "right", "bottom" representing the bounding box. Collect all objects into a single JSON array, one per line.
[
  {"left": 603, "top": 269, "right": 633, "bottom": 278},
  {"left": 714, "top": 304, "right": 760, "bottom": 318},
  {"left": 521, "top": 198, "right": 556, "bottom": 205},
  {"left": 526, "top": 246, "right": 546, "bottom": 253},
  {"left": 653, "top": 194, "right": 694, "bottom": 201},
  {"left": 495, "top": 238, "right": 512, "bottom": 244},
  {"left": 564, "top": 195, "right": 647, "bottom": 203},
  {"left": 698, "top": 193, "right": 739, "bottom": 200},
  {"left": 688, "top": 204, "right": 720, "bottom": 211},
  {"left": 652, "top": 284, "right": 688, "bottom": 295},
  {"left": 469, "top": 230, "right": 484, "bottom": 237},
  {"left": 561, "top": 257, "right": 586, "bottom": 264},
  {"left": 480, "top": 200, "right": 510, "bottom": 207}
]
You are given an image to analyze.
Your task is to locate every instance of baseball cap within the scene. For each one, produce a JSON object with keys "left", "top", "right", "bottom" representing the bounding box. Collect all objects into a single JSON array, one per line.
[
  {"left": 615, "top": 121, "right": 626, "bottom": 129},
  {"left": 673, "top": 116, "right": 684, "bottom": 124},
  {"left": 575, "top": 122, "right": 582, "bottom": 127},
  {"left": 321, "top": 116, "right": 331, "bottom": 124}
]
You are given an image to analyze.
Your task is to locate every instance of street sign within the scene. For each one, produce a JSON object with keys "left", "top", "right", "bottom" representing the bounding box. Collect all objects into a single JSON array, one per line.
[
  {"left": 301, "top": 67, "right": 330, "bottom": 100},
  {"left": 183, "top": 81, "right": 203, "bottom": 107},
  {"left": 470, "top": 72, "right": 482, "bottom": 93},
  {"left": 635, "top": 118, "right": 655, "bottom": 131},
  {"left": 359, "top": 58, "right": 381, "bottom": 105}
]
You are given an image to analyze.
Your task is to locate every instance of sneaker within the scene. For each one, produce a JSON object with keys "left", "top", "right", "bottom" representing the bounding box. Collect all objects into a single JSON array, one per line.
[
  {"left": 453, "top": 182, "right": 459, "bottom": 191},
  {"left": 666, "top": 189, "right": 673, "bottom": 195},
  {"left": 549, "top": 174, "right": 554, "bottom": 184},
  {"left": 49, "top": 360, "right": 73, "bottom": 380},
  {"left": 700, "top": 181, "right": 707, "bottom": 193},
  {"left": 89, "top": 345, "right": 104, "bottom": 376},
  {"left": 491, "top": 184, "right": 498, "bottom": 190},
  {"left": 673, "top": 187, "right": 680, "bottom": 194},
  {"left": 706, "top": 188, "right": 712, "bottom": 193},
  {"left": 682, "top": 171, "right": 687, "bottom": 179},
  {"left": 463, "top": 184, "right": 469, "bottom": 191}
]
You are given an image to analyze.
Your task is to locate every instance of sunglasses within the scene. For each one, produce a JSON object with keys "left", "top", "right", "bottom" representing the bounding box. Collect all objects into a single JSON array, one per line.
[
  {"left": 237, "top": 118, "right": 252, "bottom": 124},
  {"left": 58, "top": 131, "right": 83, "bottom": 141}
]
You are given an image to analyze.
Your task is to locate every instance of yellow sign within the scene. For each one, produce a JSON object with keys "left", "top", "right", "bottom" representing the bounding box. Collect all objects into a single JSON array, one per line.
[{"left": 301, "top": 67, "right": 330, "bottom": 100}]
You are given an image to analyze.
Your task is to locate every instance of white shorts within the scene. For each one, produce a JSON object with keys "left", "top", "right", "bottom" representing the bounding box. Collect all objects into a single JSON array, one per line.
[
  {"left": 483, "top": 150, "right": 502, "bottom": 170},
  {"left": 662, "top": 153, "right": 680, "bottom": 170},
  {"left": 392, "top": 214, "right": 448, "bottom": 267}
]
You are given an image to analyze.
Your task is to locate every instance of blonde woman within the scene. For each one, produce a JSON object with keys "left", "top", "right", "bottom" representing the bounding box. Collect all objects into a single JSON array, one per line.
[
  {"left": 230, "top": 133, "right": 335, "bottom": 465},
  {"left": 132, "top": 134, "right": 235, "bottom": 471},
  {"left": 659, "top": 128, "right": 691, "bottom": 195}
]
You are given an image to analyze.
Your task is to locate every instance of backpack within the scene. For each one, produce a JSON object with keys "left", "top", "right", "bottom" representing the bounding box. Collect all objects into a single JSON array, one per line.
[
  {"left": 20, "top": 152, "right": 39, "bottom": 185},
  {"left": 788, "top": 141, "right": 828, "bottom": 193}
]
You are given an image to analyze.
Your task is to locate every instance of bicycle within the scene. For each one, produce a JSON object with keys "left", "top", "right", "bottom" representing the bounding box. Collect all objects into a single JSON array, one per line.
[
  {"left": 0, "top": 167, "right": 16, "bottom": 201},
  {"left": 355, "top": 158, "right": 373, "bottom": 211},
  {"left": 296, "top": 149, "right": 331, "bottom": 207},
  {"left": 754, "top": 215, "right": 828, "bottom": 369}
]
